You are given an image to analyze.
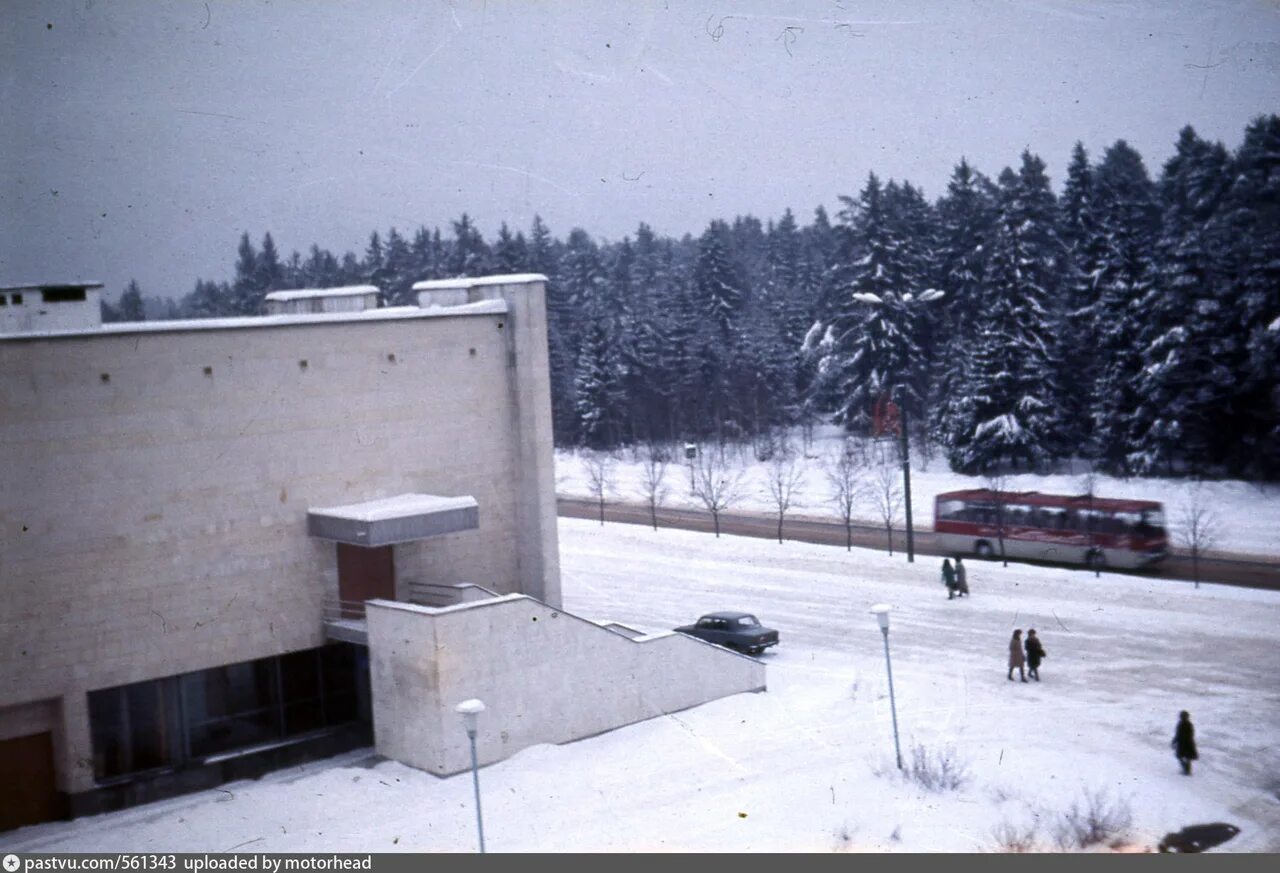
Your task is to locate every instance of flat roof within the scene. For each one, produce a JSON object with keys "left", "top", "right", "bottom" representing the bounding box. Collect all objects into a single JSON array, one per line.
[
  {"left": 311, "top": 493, "right": 478, "bottom": 522},
  {"left": 308, "top": 493, "right": 480, "bottom": 547},
  {"left": 412, "top": 273, "right": 547, "bottom": 292},
  {"left": 264, "top": 285, "right": 379, "bottom": 302},
  {"left": 0, "top": 281, "right": 103, "bottom": 292},
  {"left": 0, "top": 299, "right": 508, "bottom": 342}
]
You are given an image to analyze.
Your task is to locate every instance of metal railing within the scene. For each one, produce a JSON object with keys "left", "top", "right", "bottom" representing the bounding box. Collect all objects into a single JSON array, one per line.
[{"left": 322, "top": 597, "right": 371, "bottom": 623}]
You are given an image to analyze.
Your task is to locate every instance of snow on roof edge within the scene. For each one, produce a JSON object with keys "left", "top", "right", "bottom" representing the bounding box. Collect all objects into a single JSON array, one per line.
[
  {"left": 0, "top": 299, "right": 509, "bottom": 341},
  {"left": 412, "top": 273, "right": 548, "bottom": 291},
  {"left": 264, "top": 285, "right": 379, "bottom": 302}
]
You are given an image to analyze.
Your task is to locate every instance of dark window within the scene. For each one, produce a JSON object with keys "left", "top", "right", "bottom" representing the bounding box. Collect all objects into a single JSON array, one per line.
[
  {"left": 321, "top": 644, "right": 362, "bottom": 726},
  {"left": 88, "top": 681, "right": 176, "bottom": 781},
  {"left": 41, "top": 288, "right": 87, "bottom": 303},
  {"left": 0, "top": 295, "right": 7, "bottom": 306},
  {"left": 12, "top": 293, "right": 22, "bottom": 305},
  {"left": 88, "top": 645, "right": 367, "bottom": 782},
  {"left": 280, "top": 649, "right": 325, "bottom": 736},
  {"left": 182, "top": 658, "right": 280, "bottom": 758}
]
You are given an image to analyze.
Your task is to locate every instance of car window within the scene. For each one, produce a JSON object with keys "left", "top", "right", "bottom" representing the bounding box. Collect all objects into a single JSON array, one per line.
[
  {"left": 736, "top": 616, "right": 759, "bottom": 627},
  {"left": 697, "top": 618, "right": 715, "bottom": 628}
]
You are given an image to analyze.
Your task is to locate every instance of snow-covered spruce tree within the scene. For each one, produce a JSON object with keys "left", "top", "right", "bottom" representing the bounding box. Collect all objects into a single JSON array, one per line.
[
  {"left": 492, "top": 222, "right": 529, "bottom": 274},
  {"left": 530, "top": 215, "right": 577, "bottom": 446},
  {"left": 119, "top": 279, "right": 146, "bottom": 322},
  {"left": 1214, "top": 114, "right": 1280, "bottom": 477},
  {"left": 229, "top": 232, "right": 260, "bottom": 315},
  {"left": 690, "top": 219, "right": 746, "bottom": 439},
  {"left": 694, "top": 219, "right": 745, "bottom": 339},
  {"left": 301, "top": 244, "right": 341, "bottom": 288},
  {"left": 573, "top": 315, "right": 626, "bottom": 449},
  {"left": 362, "top": 230, "right": 388, "bottom": 298},
  {"left": 447, "top": 213, "right": 491, "bottom": 277},
  {"left": 931, "top": 159, "right": 997, "bottom": 451},
  {"left": 1128, "top": 127, "right": 1234, "bottom": 475},
  {"left": 1088, "top": 141, "right": 1161, "bottom": 475},
  {"left": 815, "top": 173, "right": 929, "bottom": 434},
  {"left": 623, "top": 224, "right": 678, "bottom": 443},
  {"left": 947, "top": 154, "right": 1064, "bottom": 473},
  {"left": 382, "top": 227, "right": 416, "bottom": 306},
  {"left": 1056, "top": 142, "right": 1108, "bottom": 454},
  {"left": 255, "top": 232, "right": 285, "bottom": 295},
  {"left": 408, "top": 227, "right": 441, "bottom": 284}
]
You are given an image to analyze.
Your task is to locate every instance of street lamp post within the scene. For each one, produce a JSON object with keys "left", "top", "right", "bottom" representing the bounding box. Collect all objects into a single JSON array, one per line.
[
  {"left": 898, "top": 393, "right": 914, "bottom": 564},
  {"left": 870, "top": 604, "right": 903, "bottom": 770},
  {"left": 455, "top": 699, "right": 487, "bottom": 853}
]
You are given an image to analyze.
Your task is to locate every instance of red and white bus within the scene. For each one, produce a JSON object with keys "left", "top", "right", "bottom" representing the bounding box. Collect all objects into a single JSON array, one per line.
[{"left": 933, "top": 489, "right": 1168, "bottom": 570}]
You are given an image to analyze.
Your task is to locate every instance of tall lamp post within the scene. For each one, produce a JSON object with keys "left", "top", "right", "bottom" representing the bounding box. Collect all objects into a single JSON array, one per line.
[
  {"left": 870, "top": 604, "right": 903, "bottom": 770},
  {"left": 851, "top": 288, "right": 945, "bottom": 564},
  {"left": 455, "top": 699, "right": 487, "bottom": 853}
]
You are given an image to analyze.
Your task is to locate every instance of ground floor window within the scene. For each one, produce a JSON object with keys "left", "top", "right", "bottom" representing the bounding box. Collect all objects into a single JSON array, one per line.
[{"left": 88, "top": 644, "right": 368, "bottom": 782}]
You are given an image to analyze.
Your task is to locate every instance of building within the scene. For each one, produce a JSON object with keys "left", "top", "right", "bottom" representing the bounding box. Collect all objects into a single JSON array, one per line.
[
  {"left": 263, "top": 286, "right": 380, "bottom": 316},
  {"left": 0, "top": 282, "right": 103, "bottom": 334},
  {"left": 0, "top": 275, "right": 762, "bottom": 831}
]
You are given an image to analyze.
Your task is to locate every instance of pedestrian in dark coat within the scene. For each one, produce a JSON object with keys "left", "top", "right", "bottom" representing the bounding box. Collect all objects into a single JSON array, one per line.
[
  {"left": 955, "top": 557, "right": 969, "bottom": 596},
  {"left": 942, "top": 559, "right": 957, "bottom": 599},
  {"left": 1173, "top": 711, "right": 1198, "bottom": 775},
  {"left": 1007, "top": 629, "right": 1027, "bottom": 682},
  {"left": 1024, "top": 629, "right": 1045, "bottom": 680}
]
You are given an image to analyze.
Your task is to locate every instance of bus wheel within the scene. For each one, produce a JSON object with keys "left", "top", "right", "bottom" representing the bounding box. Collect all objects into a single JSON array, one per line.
[
  {"left": 1086, "top": 549, "right": 1105, "bottom": 571},
  {"left": 975, "top": 541, "right": 995, "bottom": 559}
]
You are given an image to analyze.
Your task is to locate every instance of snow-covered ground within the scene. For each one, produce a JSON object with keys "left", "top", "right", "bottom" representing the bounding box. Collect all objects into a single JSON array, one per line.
[
  {"left": 555, "top": 427, "right": 1280, "bottom": 558},
  {"left": 5, "top": 519, "right": 1278, "bottom": 853}
]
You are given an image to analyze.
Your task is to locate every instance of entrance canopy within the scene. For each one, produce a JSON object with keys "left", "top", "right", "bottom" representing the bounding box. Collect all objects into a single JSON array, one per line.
[{"left": 307, "top": 493, "right": 479, "bottom": 547}]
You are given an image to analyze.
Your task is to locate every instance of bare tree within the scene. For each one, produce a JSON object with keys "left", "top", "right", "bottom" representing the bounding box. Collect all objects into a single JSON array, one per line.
[
  {"left": 690, "top": 447, "right": 745, "bottom": 538},
  {"left": 765, "top": 454, "right": 806, "bottom": 544},
  {"left": 984, "top": 471, "right": 1011, "bottom": 567},
  {"left": 583, "top": 450, "right": 616, "bottom": 525},
  {"left": 869, "top": 458, "right": 902, "bottom": 555},
  {"left": 637, "top": 444, "right": 670, "bottom": 531},
  {"left": 1176, "top": 484, "right": 1220, "bottom": 589},
  {"left": 825, "top": 446, "right": 866, "bottom": 551}
]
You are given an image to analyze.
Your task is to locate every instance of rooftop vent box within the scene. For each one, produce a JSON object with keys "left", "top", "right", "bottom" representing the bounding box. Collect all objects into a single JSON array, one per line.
[{"left": 264, "top": 286, "right": 381, "bottom": 316}]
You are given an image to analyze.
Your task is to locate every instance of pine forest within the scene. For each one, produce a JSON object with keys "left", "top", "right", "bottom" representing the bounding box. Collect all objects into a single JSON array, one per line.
[{"left": 106, "top": 117, "right": 1280, "bottom": 480}]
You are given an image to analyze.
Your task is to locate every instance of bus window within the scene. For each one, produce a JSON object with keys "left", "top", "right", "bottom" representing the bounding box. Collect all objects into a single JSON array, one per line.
[
  {"left": 938, "top": 500, "right": 965, "bottom": 521},
  {"left": 1138, "top": 508, "right": 1166, "bottom": 535}
]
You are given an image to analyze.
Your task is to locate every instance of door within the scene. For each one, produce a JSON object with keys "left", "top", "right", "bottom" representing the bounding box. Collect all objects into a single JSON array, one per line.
[
  {"left": 336, "top": 544, "right": 395, "bottom": 617},
  {"left": 0, "top": 731, "right": 63, "bottom": 830}
]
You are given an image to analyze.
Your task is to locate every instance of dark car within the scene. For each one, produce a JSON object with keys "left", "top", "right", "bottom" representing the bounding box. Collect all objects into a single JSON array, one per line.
[{"left": 675, "top": 612, "right": 780, "bottom": 655}]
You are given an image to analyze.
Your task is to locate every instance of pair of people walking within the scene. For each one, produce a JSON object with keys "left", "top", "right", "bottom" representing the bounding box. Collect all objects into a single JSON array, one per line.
[
  {"left": 941, "top": 557, "right": 969, "bottom": 599},
  {"left": 1007, "top": 628, "right": 1046, "bottom": 681}
]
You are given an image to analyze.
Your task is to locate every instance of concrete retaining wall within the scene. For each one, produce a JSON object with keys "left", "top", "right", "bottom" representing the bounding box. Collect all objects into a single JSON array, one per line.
[{"left": 365, "top": 596, "right": 766, "bottom": 776}]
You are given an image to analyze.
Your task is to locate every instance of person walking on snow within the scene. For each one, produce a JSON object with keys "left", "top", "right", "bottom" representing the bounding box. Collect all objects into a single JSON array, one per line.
[
  {"left": 1007, "top": 629, "right": 1027, "bottom": 682},
  {"left": 1172, "top": 711, "right": 1198, "bottom": 775},
  {"left": 955, "top": 557, "right": 969, "bottom": 596},
  {"left": 942, "top": 558, "right": 958, "bottom": 599},
  {"left": 1024, "top": 628, "right": 1045, "bottom": 680}
]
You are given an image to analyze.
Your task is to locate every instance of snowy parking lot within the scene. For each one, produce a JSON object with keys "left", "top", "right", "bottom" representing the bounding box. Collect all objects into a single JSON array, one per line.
[{"left": 4, "top": 518, "right": 1278, "bottom": 853}]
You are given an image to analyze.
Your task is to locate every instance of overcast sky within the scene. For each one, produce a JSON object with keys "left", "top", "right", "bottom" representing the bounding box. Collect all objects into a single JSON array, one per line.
[{"left": 3, "top": 0, "right": 1278, "bottom": 300}]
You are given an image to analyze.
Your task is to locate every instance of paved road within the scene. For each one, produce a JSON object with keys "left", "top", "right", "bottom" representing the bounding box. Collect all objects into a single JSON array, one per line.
[{"left": 557, "top": 497, "right": 1280, "bottom": 591}]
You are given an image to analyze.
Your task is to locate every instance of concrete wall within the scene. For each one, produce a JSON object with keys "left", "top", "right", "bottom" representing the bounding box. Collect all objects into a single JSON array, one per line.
[
  {"left": 0, "top": 281, "right": 559, "bottom": 795},
  {"left": 365, "top": 596, "right": 766, "bottom": 776}
]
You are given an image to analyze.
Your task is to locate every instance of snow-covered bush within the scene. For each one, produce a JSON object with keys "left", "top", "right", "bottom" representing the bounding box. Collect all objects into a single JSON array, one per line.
[
  {"left": 903, "top": 743, "right": 970, "bottom": 792},
  {"left": 991, "top": 818, "right": 1040, "bottom": 853},
  {"left": 1049, "top": 787, "right": 1133, "bottom": 850}
]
